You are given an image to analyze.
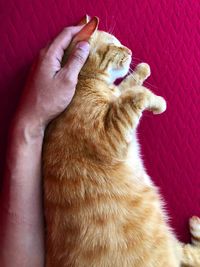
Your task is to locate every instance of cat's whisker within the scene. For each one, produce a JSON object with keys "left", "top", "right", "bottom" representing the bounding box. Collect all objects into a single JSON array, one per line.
[
  {"left": 105, "top": 9, "right": 109, "bottom": 32},
  {"left": 129, "top": 66, "right": 136, "bottom": 71},
  {"left": 128, "top": 70, "right": 157, "bottom": 90},
  {"left": 143, "top": 81, "right": 158, "bottom": 90},
  {"left": 112, "top": 20, "right": 117, "bottom": 34},
  {"left": 130, "top": 62, "right": 138, "bottom": 68},
  {"left": 107, "top": 22, "right": 112, "bottom": 34},
  {"left": 108, "top": 26, "right": 112, "bottom": 34},
  {"left": 108, "top": 19, "right": 116, "bottom": 35},
  {"left": 129, "top": 66, "right": 137, "bottom": 71},
  {"left": 128, "top": 71, "right": 134, "bottom": 76},
  {"left": 128, "top": 69, "right": 137, "bottom": 75},
  {"left": 132, "top": 58, "right": 141, "bottom": 63},
  {"left": 133, "top": 56, "right": 146, "bottom": 62},
  {"left": 130, "top": 62, "right": 137, "bottom": 66}
]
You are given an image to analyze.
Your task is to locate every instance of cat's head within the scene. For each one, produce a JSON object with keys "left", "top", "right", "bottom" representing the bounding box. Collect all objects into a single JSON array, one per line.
[
  {"left": 85, "top": 30, "right": 132, "bottom": 83},
  {"left": 68, "top": 16, "right": 132, "bottom": 83}
]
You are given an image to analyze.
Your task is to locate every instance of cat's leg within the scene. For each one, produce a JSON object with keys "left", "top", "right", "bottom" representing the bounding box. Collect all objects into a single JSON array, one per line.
[
  {"left": 105, "top": 85, "right": 166, "bottom": 155},
  {"left": 104, "top": 85, "right": 166, "bottom": 161},
  {"left": 118, "top": 63, "right": 151, "bottom": 91},
  {"left": 107, "top": 85, "right": 166, "bottom": 127},
  {"left": 179, "top": 243, "right": 200, "bottom": 266},
  {"left": 135, "top": 86, "right": 166, "bottom": 114},
  {"left": 116, "top": 85, "right": 166, "bottom": 116}
]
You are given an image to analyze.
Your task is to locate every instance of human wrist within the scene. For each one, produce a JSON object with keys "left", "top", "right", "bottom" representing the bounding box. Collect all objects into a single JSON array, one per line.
[{"left": 11, "top": 110, "right": 46, "bottom": 142}]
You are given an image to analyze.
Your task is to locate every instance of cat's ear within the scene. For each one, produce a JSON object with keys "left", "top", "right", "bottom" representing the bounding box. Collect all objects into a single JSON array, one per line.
[
  {"left": 73, "top": 16, "right": 99, "bottom": 44},
  {"left": 78, "top": 14, "right": 91, "bottom": 25}
]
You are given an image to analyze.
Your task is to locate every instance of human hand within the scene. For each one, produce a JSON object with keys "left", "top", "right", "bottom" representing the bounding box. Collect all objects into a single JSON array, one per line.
[
  {"left": 16, "top": 26, "right": 90, "bottom": 131},
  {"left": 0, "top": 26, "right": 90, "bottom": 267}
]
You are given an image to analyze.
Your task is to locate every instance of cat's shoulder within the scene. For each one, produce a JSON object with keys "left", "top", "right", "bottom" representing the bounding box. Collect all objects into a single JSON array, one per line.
[{"left": 109, "top": 85, "right": 121, "bottom": 97}]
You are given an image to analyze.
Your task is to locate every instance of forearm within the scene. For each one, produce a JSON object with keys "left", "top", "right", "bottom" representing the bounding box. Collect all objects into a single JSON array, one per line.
[
  {"left": 0, "top": 22, "right": 91, "bottom": 267},
  {"left": 0, "top": 115, "right": 45, "bottom": 267}
]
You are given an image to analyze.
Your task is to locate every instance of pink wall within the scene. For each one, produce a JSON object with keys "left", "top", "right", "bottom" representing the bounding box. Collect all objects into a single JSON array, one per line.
[{"left": 0, "top": 0, "right": 200, "bottom": 242}]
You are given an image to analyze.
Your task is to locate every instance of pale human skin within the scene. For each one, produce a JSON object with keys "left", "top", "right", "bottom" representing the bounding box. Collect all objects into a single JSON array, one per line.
[{"left": 0, "top": 25, "right": 90, "bottom": 267}]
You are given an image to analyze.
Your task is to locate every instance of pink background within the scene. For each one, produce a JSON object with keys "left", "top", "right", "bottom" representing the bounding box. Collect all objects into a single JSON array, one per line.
[{"left": 0, "top": 0, "right": 200, "bottom": 242}]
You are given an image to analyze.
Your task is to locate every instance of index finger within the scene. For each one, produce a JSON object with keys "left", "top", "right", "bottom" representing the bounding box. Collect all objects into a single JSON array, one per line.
[{"left": 47, "top": 26, "right": 84, "bottom": 63}]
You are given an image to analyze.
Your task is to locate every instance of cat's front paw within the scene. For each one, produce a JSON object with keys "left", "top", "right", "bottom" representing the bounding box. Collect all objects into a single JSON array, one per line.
[
  {"left": 135, "top": 63, "right": 151, "bottom": 81},
  {"left": 131, "top": 87, "right": 166, "bottom": 115},
  {"left": 151, "top": 96, "right": 167, "bottom": 114}
]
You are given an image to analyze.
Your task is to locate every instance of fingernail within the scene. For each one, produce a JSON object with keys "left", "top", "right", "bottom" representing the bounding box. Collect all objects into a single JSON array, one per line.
[{"left": 76, "top": 41, "right": 90, "bottom": 52}]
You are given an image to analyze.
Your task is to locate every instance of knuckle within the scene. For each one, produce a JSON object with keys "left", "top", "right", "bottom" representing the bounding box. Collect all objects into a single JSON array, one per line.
[
  {"left": 63, "top": 26, "right": 75, "bottom": 32},
  {"left": 39, "top": 47, "right": 55, "bottom": 64},
  {"left": 72, "top": 53, "right": 85, "bottom": 65},
  {"left": 67, "top": 77, "right": 77, "bottom": 86},
  {"left": 63, "top": 27, "right": 73, "bottom": 36},
  {"left": 63, "top": 74, "right": 77, "bottom": 86},
  {"left": 39, "top": 46, "right": 53, "bottom": 61},
  {"left": 39, "top": 47, "right": 47, "bottom": 58},
  {"left": 63, "top": 27, "right": 70, "bottom": 34},
  {"left": 45, "top": 48, "right": 54, "bottom": 59}
]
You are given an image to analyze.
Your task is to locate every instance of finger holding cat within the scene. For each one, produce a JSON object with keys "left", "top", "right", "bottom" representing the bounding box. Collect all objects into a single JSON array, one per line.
[
  {"left": 16, "top": 26, "right": 90, "bottom": 130},
  {"left": 43, "top": 25, "right": 85, "bottom": 74}
]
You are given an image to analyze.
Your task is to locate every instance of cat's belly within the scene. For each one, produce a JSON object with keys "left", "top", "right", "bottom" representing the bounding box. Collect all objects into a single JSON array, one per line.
[{"left": 125, "top": 135, "right": 153, "bottom": 186}]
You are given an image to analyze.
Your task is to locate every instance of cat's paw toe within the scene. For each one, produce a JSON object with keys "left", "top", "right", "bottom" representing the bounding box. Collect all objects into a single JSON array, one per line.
[
  {"left": 136, "top": 63, "right": 151, "bottom": 80},
  {"left": 152, "top": 96, "right": 167, "bottom": 114},
  {"left": 189, "top": 216, "right": 200, "bottom": 246},
  {"left": 190, "top": 216, "right": 200, "bottom": 230}
]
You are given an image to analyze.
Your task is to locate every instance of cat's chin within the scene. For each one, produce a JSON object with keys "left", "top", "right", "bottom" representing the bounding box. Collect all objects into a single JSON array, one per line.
[{"left": 108, "top": 66, "right": 130, "bottom": 83}]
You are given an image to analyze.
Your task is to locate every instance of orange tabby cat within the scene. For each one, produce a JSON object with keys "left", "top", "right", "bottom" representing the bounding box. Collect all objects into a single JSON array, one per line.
[{"left": 43, "top": 17, "right": 200, "bottom": 267}]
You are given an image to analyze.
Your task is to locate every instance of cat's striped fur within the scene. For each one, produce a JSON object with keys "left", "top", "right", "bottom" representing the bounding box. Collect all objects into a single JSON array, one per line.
[{"left": 43, "top": 29, "right": 200, "bottom": 266}]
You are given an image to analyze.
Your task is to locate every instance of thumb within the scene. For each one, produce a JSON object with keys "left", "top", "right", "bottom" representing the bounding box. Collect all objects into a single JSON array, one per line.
[{"left": 63, "top": 41, "right": 90, "bottom": 81}]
